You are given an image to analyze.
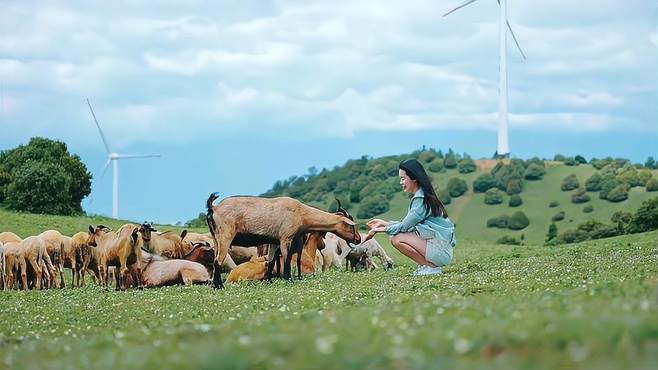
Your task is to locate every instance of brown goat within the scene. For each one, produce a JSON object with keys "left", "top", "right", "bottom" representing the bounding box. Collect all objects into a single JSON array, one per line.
[
  {"left": 226, "top": 256, "right": 268, "bottom": 283},
  {"left": 70, "top": 232, "right": 90, "bottom": 287},
  {"left": 138, "top": 223, "right": 187, "bottom": 258},
  {"left": 38, "top": 230, "right": 65, "bottom": 288},
  {"left": 18, "top": 236, "right": 54, "bottom": 290},
  {"left": 181, "top": 232, "right": 237, "bottom": 270},
  {"left": 276, "top": 232, "right": 326, "bottom": 278},
  {"left": 3, "top": 241, "right": 25, "bottom": 289},
  {"left": 206, "top": 193, "right": 361, "bottom": 288},
  {"left": 0, "top": 231, "right": 22, "bottom": 244},
  {"left": 87, "top": 224, "right": 143, "bottom": 290}
]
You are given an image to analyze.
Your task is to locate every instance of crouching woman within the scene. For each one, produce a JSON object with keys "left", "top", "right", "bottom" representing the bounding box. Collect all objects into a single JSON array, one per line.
[{"left": 364, "top": 159, "right": 456, "bottom": 276}]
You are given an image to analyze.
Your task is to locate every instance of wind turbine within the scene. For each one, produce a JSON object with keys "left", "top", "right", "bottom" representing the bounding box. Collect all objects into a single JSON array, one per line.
[
  {"left": 444, "top": 0, "right": 526, "bottom": 158},
  {"left": 86, "top": 98, "right": 161, "bottom": 219}
]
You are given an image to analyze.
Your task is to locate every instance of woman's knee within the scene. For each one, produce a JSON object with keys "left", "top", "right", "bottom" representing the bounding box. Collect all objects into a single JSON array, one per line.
[{"left": 389, "top": 234, "right": 401, "bottom": 247}]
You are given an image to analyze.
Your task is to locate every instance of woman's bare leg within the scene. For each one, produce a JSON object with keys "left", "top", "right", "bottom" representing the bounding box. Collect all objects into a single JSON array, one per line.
[{"left": 390, "top": 233, "right": 437, "bottom": 267}]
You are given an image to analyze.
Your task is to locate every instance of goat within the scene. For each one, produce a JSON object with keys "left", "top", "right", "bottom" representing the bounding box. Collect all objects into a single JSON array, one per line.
[
  {"left": 206, "top": 193, "right": 361, "bottom": 288},
  {"left": 345, "top": 234, "right": 395, "bottom": 272},
  {"left": 0, "top": 243, "right": 5, "bottom": 290},
  {"left": 18, "top": 236, "right": 54, "bottom": 290},
  {"left": 138, "top": 223, "right": 187, "bottom": 258},
  {"left": 87, "top": 224, "right": 143, "bottom": 290},
  {"left": 226, "top": 256, "right": 268, "bottom": 283},
  {"left": 0, "top": 231, "right": 22, "bottom": 244},
  {"left": 38, "top": 230, "right": 65, "bottom": 288},
  {"left": 274, "top": 232, "right": 326, "bottom": 278},
  {"left": 2, "top": 241, "right": 25, "bottom": 289},
  {"left": 139, "top": 250, "right": 210, "bottom": 287},
  {"left": 181, "top": 232, "right": 237, "bottom": 271},
  {"left": 70, "top": 232, "right": 90, "bottom": 287},
  {"left": 321, "top": 232, "right": 349, "bottom": 271}
]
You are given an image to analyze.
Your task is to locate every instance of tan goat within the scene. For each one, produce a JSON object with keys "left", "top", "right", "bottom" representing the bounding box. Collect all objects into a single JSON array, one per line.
[
  {"left": 3, "top": 241, "right": 25, "bottom": 289},
  {"left": 87, "top": 224, "right": 143, "bottom": 290},
  {"left": 38, "top": 230, "right": 65, "bottom": 288},
  {"left": 70, "top": 232, "right": 90, "bottom": 287},
  {"left": 206, "top": 193, "right": 361, "bottom": 288},
  {"left": 0, "top": 231, "right": 22, "bottom": 244},
  {"left": 140, "top": 251, "right": 210, "bottom": 287},
  {"left": 18, "top": 236, "right": 54, "bottom": 290},
  {"left": 181, "top": 232, "right": 237, "bottom": 271},
  {"left": 226, "top": 255, "right": 268, "bottom": 283},
  {"left": 138, "top": 223, "right": 187, "bottom": 258}
]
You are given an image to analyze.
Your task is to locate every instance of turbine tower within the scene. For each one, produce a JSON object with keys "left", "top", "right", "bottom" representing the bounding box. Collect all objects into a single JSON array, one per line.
[
  {"left": 86, "top": 98, "right": 161, "bottom": 219},
  {"left": 444, "top": 0, "right": 526, "bottom": 158}
]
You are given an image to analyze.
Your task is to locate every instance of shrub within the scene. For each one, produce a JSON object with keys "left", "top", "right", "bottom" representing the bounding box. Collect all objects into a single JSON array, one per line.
[
  {"left": 447, "top": 177, "right": 468, "bottom": 197},
  {"left": 524, "top": 164, "right": 546, "bottom": 180},
  {"left": 585, "top": 173, "right": 602, "bottom": 192},
  {"left": 437, "top": 188, "right": 451, "bottom": 205},
  {"left": 646, "top": 178, "right": 658, "bottom": 192},
  {"left": 508, "top": 211, "right": 530, "bottom": 230},
  {"left": 554, "top": 154, "right": 566, "bottom": 161},
  {"left": 556, "top": 229, "right": 590, "bottom": 244},
  {"left": 606, "top": 184, "right": 629, "bottom": 202},
  {"left": 575, "top": 155, "right": 587, "bottom": 164},
  {"left": 356, "top": 194, "right": 390, "bottom": 219},
  {"left": 508, "top": 194, "right": 522, "bottom": 207},
  {"left": 545, "top": 222, "right": 558, "bottom": 242},
  {"left": 645, "top": 156, "right": 656, "bottom": 169},
  {"left": 583, "top": 204, "right": 594, "bottom": 213},
  {"left": 552, "top": 211, "right": 566, "bottom": 222},
  {"left": 561, "top": 174, "right": 580, "bottom": 191},
  {"left": 599, "top": 175, "right": 619, "bottom": 199},
  {"left": 484, "top": 188, "right": 505, "bottom": 205},
  {"left": 486, "top": 215, "right": 509, "bottom": 228},
  {"left": 496, "top": 235, "right": 521, "bottom": 245},
  {"left": 629, "top": 196, "right": 658, "bottom": 232},
  {"left": 457, "top": 157, "right": 476, "bottom": 173},
  {"left": 549, "top": 200, "right": 560, "bottom": 208},
  {"left": 591, "top": 157, "right": 613, "bottom": 170},
  {"left": 564, "top": 157, "right": 579, "bottom": 166},
  {"left": 443, "top": 153, "right": 457, "bottom": 169},
  {"left": 418, "top": 151, "right": 436, "bottom": 164},
  {"left": 571, "top": 187, "right": 590, "bottom": 204},
  {"left": 473, "top": 173, "right": 496, "bottom": 193},
  {"left": 505, "top": 178, "right": 523, "bottom": 195},
  {"left": 428, "top": 159, "right": 444, "bottom": 173}
]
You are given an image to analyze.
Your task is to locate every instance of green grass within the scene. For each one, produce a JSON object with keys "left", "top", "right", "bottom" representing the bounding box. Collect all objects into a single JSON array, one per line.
[
  {"left": 1, "top": 231, "right": 657, "bottom": 369},
  {"left": 0, "top": 208, "right": 204, "bottom": 238}
]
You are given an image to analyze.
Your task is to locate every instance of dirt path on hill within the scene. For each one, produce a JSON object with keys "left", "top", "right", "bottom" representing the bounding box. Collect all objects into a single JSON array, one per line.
[{"left": 450, "top": 188, "right": 473, "bottom": 222}]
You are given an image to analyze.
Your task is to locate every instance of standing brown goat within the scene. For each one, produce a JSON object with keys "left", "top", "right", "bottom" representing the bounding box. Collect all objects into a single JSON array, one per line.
[
  {"left": 206, "top": 193, "right": 361, "bottom": 288},
  {"left": 38, "top": 230, "right": 65, "bottom": 288},
  {"left": 138, "top": 223, "right": 187, "bottom": 258},
  {"left": 87, "top": 224, "right": 143, "bottom": 290}
]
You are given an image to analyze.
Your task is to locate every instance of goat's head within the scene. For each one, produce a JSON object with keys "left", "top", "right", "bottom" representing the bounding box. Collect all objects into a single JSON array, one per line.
[
  {"left": 304, "top": 232, "right": 327, "bottom": 251},
  {"left": 334, "top": 217, "right": 361, "bottom": 245},
  {"left": 87, "top": 225, "right": 110, "bottom": 247},
  {"left": 333, "top": 198, "right": 354, "bottom": 221},
  {"left": 138, "top": 222, "right": 157, "bottom": 242}
]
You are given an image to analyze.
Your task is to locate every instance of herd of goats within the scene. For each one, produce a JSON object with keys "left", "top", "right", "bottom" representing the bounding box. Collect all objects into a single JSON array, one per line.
[{"left": 0, "top": 194, "right": 395, "bottom": 291}]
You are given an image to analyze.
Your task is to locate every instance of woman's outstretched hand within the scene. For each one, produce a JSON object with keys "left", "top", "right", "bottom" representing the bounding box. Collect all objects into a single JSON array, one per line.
[
  {"left": 363, "top": 225, "right": 387, "bottom": 243},
  {"left": 367, "top": 219, "right": 388, "bottom": 229}
]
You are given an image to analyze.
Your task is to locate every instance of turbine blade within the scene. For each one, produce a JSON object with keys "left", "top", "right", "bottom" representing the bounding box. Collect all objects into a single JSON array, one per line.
[
  {"left": 495, "top": 0, "right": 526, "bottom": 59},
  {"left": 99, "top": 159, "right": 111, "bottom": 182},
  {"left": 443, "top": 0, "right": 480, "bottom": 17},
  {"left": 86, "top": 98, "right": 112, "bottom": 154},
  {"left": 114, "top": 154, "right": 162, "bottom": 160},
  {"left": 507, "top": 21, "right": 526, "bottom": 59}
]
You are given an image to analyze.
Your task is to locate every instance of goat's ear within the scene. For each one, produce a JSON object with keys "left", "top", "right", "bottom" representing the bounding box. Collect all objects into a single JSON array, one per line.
[
  {"left": 131, "top": 229, "right": 139, "bottom": 245},
  {"left": 181, "top": 230, "right": 188, "bottom": 240},
  {"left": 88, "top": 225, "right": 94, "bottom": 234}
]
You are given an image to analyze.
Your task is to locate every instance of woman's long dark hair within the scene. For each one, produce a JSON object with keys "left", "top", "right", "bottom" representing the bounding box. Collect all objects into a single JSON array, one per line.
[{"left": 399, "top": 159, "right": 448, "bottom": 218}]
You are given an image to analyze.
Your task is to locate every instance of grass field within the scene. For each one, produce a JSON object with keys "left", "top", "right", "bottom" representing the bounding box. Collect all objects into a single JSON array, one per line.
[{"left": 1, "top": 231, "right": 656, "bottom": 369}]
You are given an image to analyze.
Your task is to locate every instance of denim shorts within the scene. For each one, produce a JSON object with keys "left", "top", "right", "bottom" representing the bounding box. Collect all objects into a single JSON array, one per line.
[{"left": 425, "top": 237, "right": 453, "bottom": 267}]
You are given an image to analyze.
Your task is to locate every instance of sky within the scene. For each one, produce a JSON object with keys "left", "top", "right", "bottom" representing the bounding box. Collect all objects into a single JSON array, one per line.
[{"left": 0, "top": 0, "right": 656, "bottom": 224}]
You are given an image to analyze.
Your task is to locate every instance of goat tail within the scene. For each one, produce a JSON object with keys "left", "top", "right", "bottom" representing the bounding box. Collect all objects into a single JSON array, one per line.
[{"left": 206, "top": 192, "right": 220, "bottom": 238}]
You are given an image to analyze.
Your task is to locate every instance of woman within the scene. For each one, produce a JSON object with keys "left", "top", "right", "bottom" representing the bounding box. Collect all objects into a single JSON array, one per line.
[{"left": 363, "top": 159, "right": 456, "bottom": 276}]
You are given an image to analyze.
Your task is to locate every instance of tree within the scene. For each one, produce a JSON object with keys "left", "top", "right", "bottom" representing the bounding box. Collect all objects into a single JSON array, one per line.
[
  {"left": 443, "top": 152, "right": 457, "bottom": 169},
  {"left": 546, "top": 223, "right": 558, "bottom": 242},
  {"left": 497, "top": 235, "right": 521, "bottom": 245},
  {"left": 646, "top": 178, "right": 658, "bottom": 192},
  {"left": 606, "top": 184, "right": 629, "bottom": 202},
  {"left": 356, "top": 194, "right": 390, "bottom": 219},
  {"left": 611, "top": 211, "right": 633, "bottom": 234},
  {"left": 447, "top": 177, "right": 468, "bottom": 197},
  {"left": 506, "top": 178, "right": 523, "bottom": 195},
  {"left": 629, "top": 197, "right": 658, "bottom": 233},
  {"left": 571, "top": 187, "right": 590, "bottom": 204},
  {"left": 583, "top": 204, "right": 594, "bottom": 213},
  {"left": 561, "top": 174, "right": 580, "bottom": 191},
  {"left": 484, "top": 188, "right": 505, "bottom": 205},
  {"left": 524, "top": 164, "right": 546, "bottom": 180},
  {"left": 553, "top": 154, "right": 566, "bottom": 161},
  {"left": 574, "top": 155, "right": 587, "bottom": 164},
  {"left": 599, "top": 175, "right": 619, "bottom": 199},
  {"left": 645, "top": 156, "right": 656, "bottom": 169},
  {"left": 0, "top": 137, "right": 92, "bottom": 215},
  {"left": 564, "top": 157, "right": 579, "bottom": 166},
  {"left": 585, "top": 173, "right": 602, "bottom": 192},
  {"left": 508, "top": 194, "right": 523, "bottom": 207},
  {"left": 428, "top": 159, "right": 444, "bottom": 173},
  {"left": 418, "top": 151, "right": 436, "bottom": 164},
  {"left": 437, "top": 188, "right": 451, "bottom": 205},
  {"left": 552, "top": 211, "right": 565, "bottom": 222},
  {"left": 508, "top": 211, "right": 530, "bottom": 230},
  {"left": 473, "top": 173, "right": 496, "bottom": 193},
  {"left": 457, "top": 157, "right": 476, "bottom": 173},
  {"left": 549, "top": 200, "right": 560, "bottom": 208}
]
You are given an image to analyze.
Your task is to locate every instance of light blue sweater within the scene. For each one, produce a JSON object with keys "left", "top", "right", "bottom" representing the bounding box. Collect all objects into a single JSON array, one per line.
[{"left": 385, "top": 188, "right": 456, "bottom": 246}]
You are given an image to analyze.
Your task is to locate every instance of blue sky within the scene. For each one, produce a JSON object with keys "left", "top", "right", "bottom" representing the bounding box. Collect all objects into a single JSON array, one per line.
[{"left": 0, "top": 0, "right": 656, "bottom": 224}]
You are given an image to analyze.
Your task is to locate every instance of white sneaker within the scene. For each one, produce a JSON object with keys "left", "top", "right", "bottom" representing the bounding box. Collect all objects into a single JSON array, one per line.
[{"left": 416, "top": 266, "right": 443, "bottom": 276}]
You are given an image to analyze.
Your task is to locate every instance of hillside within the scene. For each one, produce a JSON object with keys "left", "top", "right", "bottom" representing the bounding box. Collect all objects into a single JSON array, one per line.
[{"left": 263, "top": 151, "right": 658, "bottom": 245}]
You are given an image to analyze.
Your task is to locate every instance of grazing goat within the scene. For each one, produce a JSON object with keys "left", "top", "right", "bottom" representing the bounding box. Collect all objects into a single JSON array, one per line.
[
  {"left": 38, "top": 230, "right": 65, "bottom": 288},
  {"left": 138, "top": 223, "right": 187, "bottom": 258},
  {"left": 2, "top": 241, "right": 25, "bottom": 289},
  {"left": 226, "top": 256, "right": 268, "bottom": 283},
  {"left": 345, "top": 234, "right": 395, "bottom": 272},
  {"left": 19, "top": 236, "right": 54, "bottom": 290},
  {"left": 0, "top": 243, "right": 5, "bottom": 290},
  {"left": 181, "top": 232, "right": 237, "bottom": 271},
  {"left": 140, "top": 251, "right": 210, "bottom": 287},
  {"left": 0, "top": 231, "right": 22, "bottom": 244},
  {"left": 321, "top": 233, "right": 350, "bottom": 271},
  {"left": 70, "top": 232, "right": 91, "bottom": 287},
  {"left": 206, "top": 193, "right": 361, "bottom": 288},
  {"left": 87, "top": 224, "right": 143, "bottom": 290}
]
